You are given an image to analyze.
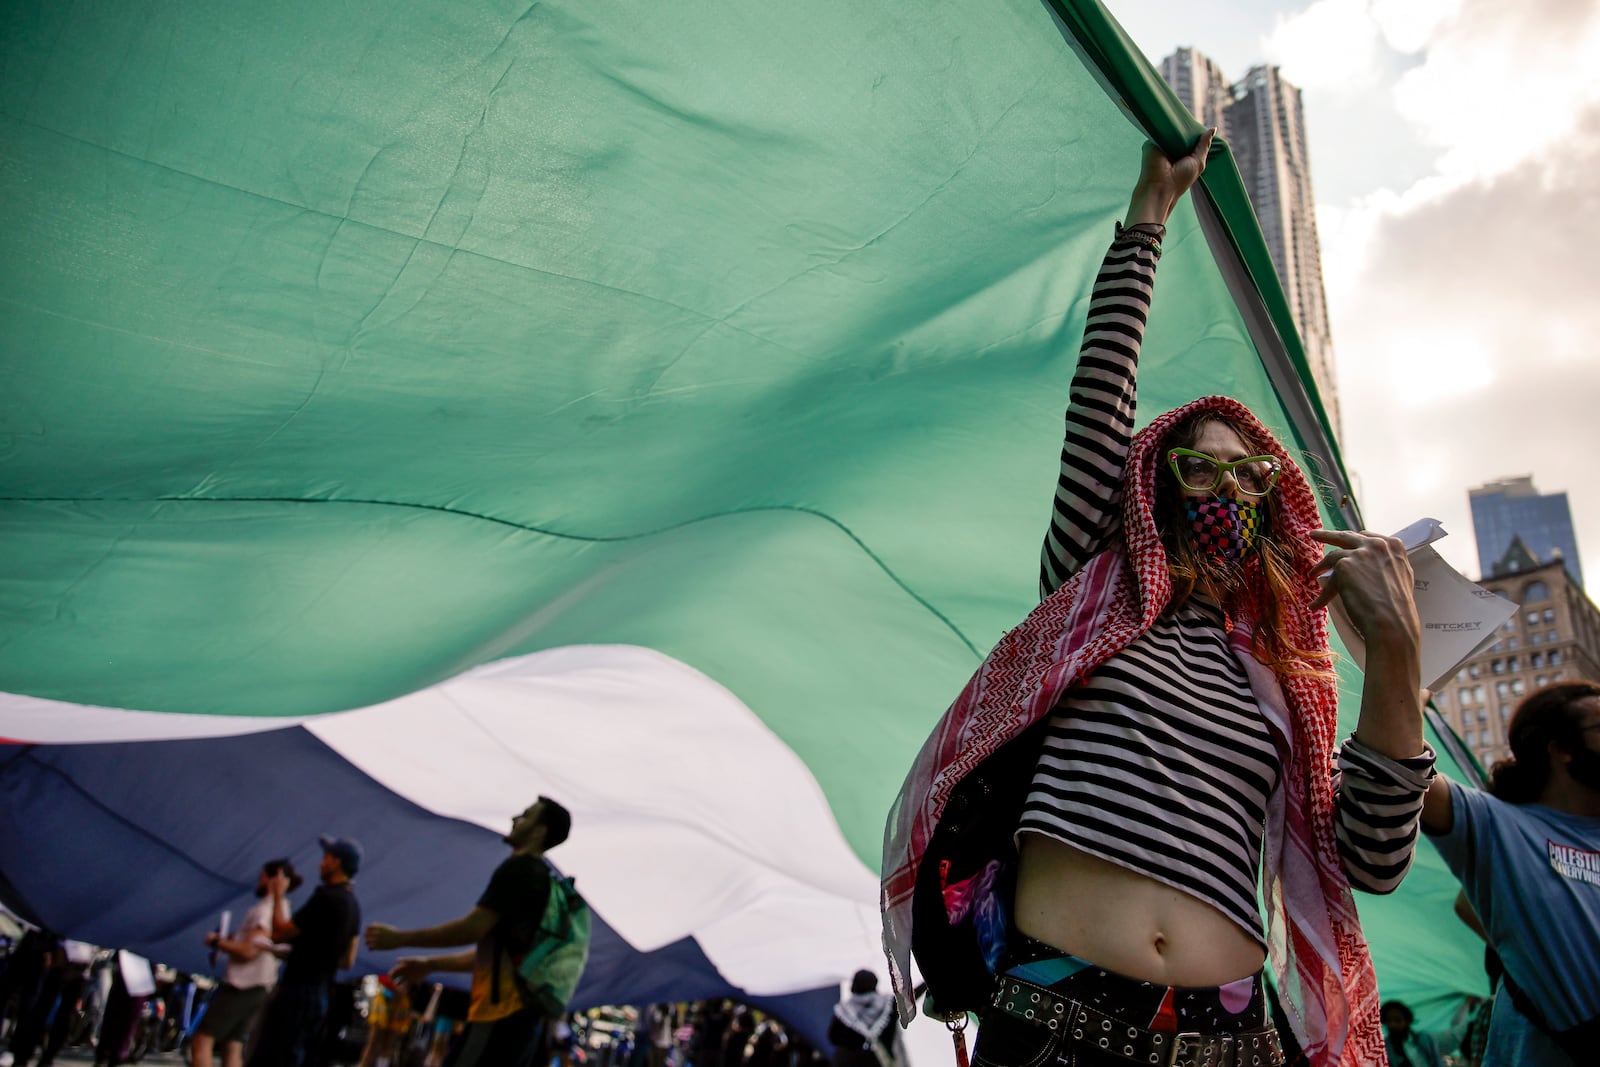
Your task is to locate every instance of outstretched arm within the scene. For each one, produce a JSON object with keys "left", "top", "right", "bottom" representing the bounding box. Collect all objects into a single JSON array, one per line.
[
  {"left": 204, "top": 931, "right": 264, "bottom": 963},
  {"left": 390, "top": 950, "right": 476, "bottom": 987},
  {"left": 1040, "top": 132, "right": 1215, "bottom": 597},
  {"left": 364, "top": 908, "right": 498, "bottom": 951}
]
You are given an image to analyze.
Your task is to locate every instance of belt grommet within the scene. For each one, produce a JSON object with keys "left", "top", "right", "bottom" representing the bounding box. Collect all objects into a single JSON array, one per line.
[
  {"left": 1101, "top": 1019, "right": 1112, "bottom": 1031},
  {"left": 1122, "top": 1045, "right": 1133, "bottom": 1057},
  {"left": 1024, "top": 1010, "right": 1034, "bottom": 1020},
  {"left": 1097, "top": 1037, "right": 1110, "bottom": 1049},
  {"left": 1127, "top": 1027, "right": 1137, "bottom": 1038},
  {"left": 1053, "top": 1003, "right": 1063, "bottom": 1014},
  {"left": 1030, "top": 993, "right": 1040, "bottom": 1003},
  {"left": 1072, "top": 1029, "right": 1083, "bottom": 1040}
]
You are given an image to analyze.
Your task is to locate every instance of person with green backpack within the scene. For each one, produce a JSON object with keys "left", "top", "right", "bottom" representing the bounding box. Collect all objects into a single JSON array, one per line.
[{"left": 364, "top": 796, "right": 590, "bottom": 1067}]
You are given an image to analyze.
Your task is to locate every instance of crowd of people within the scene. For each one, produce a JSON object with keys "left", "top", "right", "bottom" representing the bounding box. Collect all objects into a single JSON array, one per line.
[
  {"left": 4, "top": 128, "right": 1597, "bottom": 1067},
  {"left": 0, "top": 797, "right": 568, "bottom": 1067},
  {"left": 0, "top": 793, "right": 857, "bottom": 1067}
]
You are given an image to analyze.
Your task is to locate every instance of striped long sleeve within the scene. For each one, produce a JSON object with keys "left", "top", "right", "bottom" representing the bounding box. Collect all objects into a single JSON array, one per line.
[
  {"left": 1332, "top": 738, "right": 1437, "bottom": 893},
  {"left": 1040, "top": 233, "right": 1161, "bottom": 599}
]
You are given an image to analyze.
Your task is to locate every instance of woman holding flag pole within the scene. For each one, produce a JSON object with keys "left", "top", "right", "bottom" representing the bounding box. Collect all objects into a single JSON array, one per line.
[{"left": 881, "top": 133, "right": 1436, "bottom": 1067}]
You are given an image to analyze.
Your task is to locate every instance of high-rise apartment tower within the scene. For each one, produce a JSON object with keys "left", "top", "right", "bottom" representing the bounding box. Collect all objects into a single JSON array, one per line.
[
  {"left": 1159, "top": 51, "right": 1340, "bottom": 439},
  {"left": 1159, "top": 48, "right": 1232, "bottom": 135}
]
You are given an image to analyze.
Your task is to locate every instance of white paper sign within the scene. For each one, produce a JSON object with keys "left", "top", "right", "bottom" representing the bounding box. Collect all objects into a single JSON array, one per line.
[
  {"left": 1328, "top": 518, "right": 1517, "bottom": 691},
  {"left": 118, "top": 950, "right": 157, "bottom": 997}
]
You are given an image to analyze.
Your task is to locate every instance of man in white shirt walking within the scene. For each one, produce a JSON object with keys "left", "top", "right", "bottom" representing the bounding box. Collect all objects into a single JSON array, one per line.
[{"left": 196, "top": 859, "right": 301, "bottom": 1067}]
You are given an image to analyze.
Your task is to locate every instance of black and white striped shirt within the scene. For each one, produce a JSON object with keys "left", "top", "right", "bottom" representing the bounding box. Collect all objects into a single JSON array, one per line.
[
  {"left": 1021, "top": 596, "right": 1277, "bottom": 938},
  {"left": 1020, "top": 229, "right": 1435, "bottom": 939}
]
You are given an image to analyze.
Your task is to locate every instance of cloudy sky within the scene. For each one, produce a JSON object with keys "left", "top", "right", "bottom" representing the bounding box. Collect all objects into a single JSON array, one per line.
[{"left": 1105, "top": 0, "right": 1600, "bottom": 594}]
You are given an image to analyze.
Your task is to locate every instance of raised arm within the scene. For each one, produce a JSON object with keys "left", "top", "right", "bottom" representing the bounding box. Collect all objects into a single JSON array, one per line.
[{"left": 1041, "top": 132, "right": 1215, "bottom": 597}]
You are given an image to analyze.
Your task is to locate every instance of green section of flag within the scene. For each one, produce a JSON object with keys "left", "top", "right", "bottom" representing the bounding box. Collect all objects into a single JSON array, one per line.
[{"left": 1, "top": 0, "right": 1284, "bottom": 787}]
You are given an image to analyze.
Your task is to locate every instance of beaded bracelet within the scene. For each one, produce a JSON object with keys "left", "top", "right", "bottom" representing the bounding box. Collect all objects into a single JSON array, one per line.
[{"left": 1114, "top": 221, "right": 1163, "bottom": 257}]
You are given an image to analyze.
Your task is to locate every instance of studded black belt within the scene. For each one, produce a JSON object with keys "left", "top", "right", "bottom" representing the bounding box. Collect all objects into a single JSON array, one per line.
[{"left": 989, "top": 975, "right": 1285, "bottom": 1067}]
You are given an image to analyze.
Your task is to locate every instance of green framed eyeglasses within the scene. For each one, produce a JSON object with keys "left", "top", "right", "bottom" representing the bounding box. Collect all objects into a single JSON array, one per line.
[{"left": 1167, "top": 448, "right": 1282, "bottom": 496}]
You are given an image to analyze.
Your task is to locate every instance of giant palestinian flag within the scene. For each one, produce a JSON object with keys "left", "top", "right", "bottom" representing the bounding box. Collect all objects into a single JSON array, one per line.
[{"left": 0, "top": 0, "right": 1484, "bottom": 1041}]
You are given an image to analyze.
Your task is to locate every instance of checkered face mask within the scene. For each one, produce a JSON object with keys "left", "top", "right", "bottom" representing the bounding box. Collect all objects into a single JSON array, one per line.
[{"left": 1184, "top": 498, "right": 1260, "bottom": 569}]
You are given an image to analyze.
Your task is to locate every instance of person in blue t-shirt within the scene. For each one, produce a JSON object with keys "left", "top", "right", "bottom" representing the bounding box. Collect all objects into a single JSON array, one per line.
[{"left": 1421, "top": 681, "right": 1600, "bottom": 1067}]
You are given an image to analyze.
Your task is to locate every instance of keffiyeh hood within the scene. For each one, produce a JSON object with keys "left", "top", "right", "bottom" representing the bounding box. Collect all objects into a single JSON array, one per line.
[{"left": 879, "top": 395, "right": 1385, "bottom": 1067}]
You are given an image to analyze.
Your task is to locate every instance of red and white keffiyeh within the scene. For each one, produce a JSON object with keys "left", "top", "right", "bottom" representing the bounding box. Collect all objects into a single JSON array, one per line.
[{"left": 879, "top": 395, "right": 1386, "bottom": 1067}]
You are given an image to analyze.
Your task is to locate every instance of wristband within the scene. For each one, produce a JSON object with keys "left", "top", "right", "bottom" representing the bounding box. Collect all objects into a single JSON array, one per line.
[{"left": 1114, "top": 221, "right": 1163, "bottom": 257}]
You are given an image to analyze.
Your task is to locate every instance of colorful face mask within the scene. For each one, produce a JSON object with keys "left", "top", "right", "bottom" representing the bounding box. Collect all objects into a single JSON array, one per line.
[{"left": 1185, "top": 498, "right": 1260, "bottom": 569}]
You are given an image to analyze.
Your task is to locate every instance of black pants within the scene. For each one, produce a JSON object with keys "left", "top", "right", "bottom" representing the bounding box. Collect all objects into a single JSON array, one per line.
[
  {"left": 973, "top": 939, "right": 1269, "bottom": 1067},
  {"left": 6, "top": 972, "right": 85, "bottom": 1067},
  {"left": 94, "top": 983, "right": 147, "bottom": 1067},
  {"left": 247, "top": 980, "right": 330, "bottom": 1067},
  {"left": 974, "top": 1010, "right": 1132, "bottom": 1067},
  {"left": 446, "top": 1007, "right": 546, "bottom": 1067}
]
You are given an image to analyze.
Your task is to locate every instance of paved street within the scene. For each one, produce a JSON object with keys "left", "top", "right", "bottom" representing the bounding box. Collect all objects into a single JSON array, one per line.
[{"left": 33, "top": 1050, "right": 184, "bottom": 1065}]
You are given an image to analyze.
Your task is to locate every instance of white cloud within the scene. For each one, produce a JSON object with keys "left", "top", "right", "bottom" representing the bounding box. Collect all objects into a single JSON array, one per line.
[
  {"left": 1262, "top": 0, "right": 1384, "bottom": 93},
  {"left": 1369, "top": 0, "right": 1460, "bottom": 54},
  {"left": 1392, "top": 2, "right": 1600, "bottom": 181},
  {"left": 1332, "top": 101, "right": 1600, "bottom": 588}
]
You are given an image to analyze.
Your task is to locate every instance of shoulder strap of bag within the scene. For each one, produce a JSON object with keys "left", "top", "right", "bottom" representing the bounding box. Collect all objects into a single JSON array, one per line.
[{"left": 1499, "top": 969, "right": 1600, "bottom": 1061}]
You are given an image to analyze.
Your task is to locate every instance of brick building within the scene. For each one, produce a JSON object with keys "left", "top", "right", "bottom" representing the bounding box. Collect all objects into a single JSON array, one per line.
[{"left": 1431, "top": 540, "right": 1600, "bottom": 770}]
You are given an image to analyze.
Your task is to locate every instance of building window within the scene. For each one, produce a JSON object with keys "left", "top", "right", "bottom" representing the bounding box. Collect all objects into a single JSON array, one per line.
[
  {"left": 1477, "top": 708, "right": 1488, "bottom": 723},
  {"left": 1543, "top": 608, "right": 1556, "bottom": 623},
  {"left": 1531, "top": 651, "right": 1543, "bottom": 667},
  {"left": 1530, "top": 632, "right": 1543, "bottom": 645},
  {"left": 1550, "top": 650, "right": 1562, "bottom": 665},
  {"left": 1470, "top": 663, "right": 1482, "bottom": 679},
  {"left": 1475, "top": 685, "right": 1486, "bottom": 702},
  {"left": 1457, "top": 687, "right": 1472, "bottom": 706},
  {"left": 1537, "top": 674, "right": 1548, "bottom": 687},
  {"left": 1508, "top": 656, "right": 1520, "bottom": 671},
  {"left": 1502, "top": 704, "right": 1514, "bottom": 719},
  {"left": 1548, "top": 630, "right": 1561, "bottom": 643},
  {"left": 1553, "top": 670, "right": 1565, "bottom": 681},
  {"left": 1525, "top": 581, "right": 1550, "bottom": 602},
  {"left": 1492, "top": 660, "right": 1504, "bottom": 674},
  {"left": 1503, "top": 620, "right": 1516, "bottom": 632},
  {"left": 1507, "top": 638, "right": 1519, "bottom": 651},
  {"left": 1527, "top": 611, "right": 1542, "bottom": 626},
  {"left": 1496, "top": 680, "right": 1510, "bottom": 697},
  {"left": 1464, "top": 729, "right": 1476, "bottom": 745}
]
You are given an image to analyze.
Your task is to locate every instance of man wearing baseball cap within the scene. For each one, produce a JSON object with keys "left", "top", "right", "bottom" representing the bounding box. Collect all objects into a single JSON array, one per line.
[{"left": 249, "top": 836, "right": 363, "bottom": 1067}]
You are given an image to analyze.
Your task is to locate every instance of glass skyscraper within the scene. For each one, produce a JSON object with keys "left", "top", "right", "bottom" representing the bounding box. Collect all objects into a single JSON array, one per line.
[{"left": 1470, "top": 476, "right": 1583, "bottom": 587}]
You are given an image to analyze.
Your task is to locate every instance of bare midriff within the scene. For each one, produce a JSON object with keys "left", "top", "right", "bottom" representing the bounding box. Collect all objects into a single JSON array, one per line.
[{"left": 1013, "top": 832, "right": 1266, "bottom": 987}]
